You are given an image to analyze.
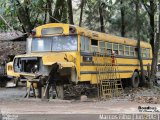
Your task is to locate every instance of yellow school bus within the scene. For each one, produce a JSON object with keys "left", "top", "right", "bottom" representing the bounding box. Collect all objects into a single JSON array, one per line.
[{"left": 7, "top": 23, "right": 152, "bottom": 98}]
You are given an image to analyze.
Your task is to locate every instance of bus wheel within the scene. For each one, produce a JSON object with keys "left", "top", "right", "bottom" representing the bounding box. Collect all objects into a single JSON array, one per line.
[{"left": 131, "top": 72, "right": 140, "bottom": 88}]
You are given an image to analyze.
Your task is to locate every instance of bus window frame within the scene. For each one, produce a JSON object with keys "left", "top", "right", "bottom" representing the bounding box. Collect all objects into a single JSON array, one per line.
[
  {"left": 31, "top": 35, "right": 78, "bottom": 53},
  {"left": 99, "top": 41, "right": 105, "bottom": 53},
  {"left": 80, "top": 35, "right": 90, "bottom": 52},
  {"left": 130, "top": 46, "right": 134, "bottom": 56},
  {"left": 91, "top": 39, "right": 99, "bottom": 52},
  {"left": 125, "top": 45, "right": 130, "bottom": 56},
  {"left": 142, "top": 48, "right": 148, "bottom": 58},
  {"left": 119, "top": 44, "right": 124, "bottom": 56},
  {"left": 41, "top": 27, "right": 64, "bottom": 35},
  {"left": 113, "top": 43, "right": 118, "bottom": 55},
  {"left": 146, "top": 48, "right": 150, "bottom": 58},
  {"left": 106, "top": 42, "right": 112, "bottom": 55}
]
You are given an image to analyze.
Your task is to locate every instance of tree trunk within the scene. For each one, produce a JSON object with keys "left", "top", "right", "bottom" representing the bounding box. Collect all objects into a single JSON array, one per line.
[
  {"left": 33, "top": 13, "right": 40, "bottom": 27},
  {"left": 53, "top": 0, "right": 66, "bottom": 23},
  {"left": 149, "top": 12, "right": 155, "bottom": 55},
  {"left": 149, "top": 0, "right": 155, "bottom": 55},
  {"left": 150, "top": 33, "right": 160, "bottom": 87},
  {"left": 47, "top": 0, "right": 54, "bottom": 23},
  {"left": 141, "top": 0, "right": 155, "bottom": 55},
  {"left": 120, "top": 0, "right": 125, "bottom": 37},
  {"left": 67, "top": 0, "right": 74, "bottom": 24},
  {"left": 79, "top": 0, "right": 85, "bottom": 26},
  {"left": 17, "top": 16, "right": 26, "bottom": 33},
  {"left": 61, "top": 0, "right": 68, "bottom": 23},
  {"left": 135, "top": 0, "right": 146, "bottom": 84},
  {"left": 99, "top": 5, "right": 105, "bottom": 33},
  {"left": 150, "top": 1, "right": 160, "bottom": 87},
  {"left": 44, "top": 4, "right": 48, "bottom": 24},
  {"left": 16, "top": 0, "right": 33, "bottom": 33}
]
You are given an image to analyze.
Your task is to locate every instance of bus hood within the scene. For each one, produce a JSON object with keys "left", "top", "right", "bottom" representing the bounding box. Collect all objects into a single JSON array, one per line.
[{"left": 15, "top": 52, "right": 77, "bottom": 67}]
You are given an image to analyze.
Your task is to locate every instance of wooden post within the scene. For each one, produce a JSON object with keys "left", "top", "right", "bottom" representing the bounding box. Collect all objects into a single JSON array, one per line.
[
  {"left": 41, "top": 85, "right": 49, "bottom": 100},
  {"left": 56, "top": 85, "right": 64, "bottom": 99}
]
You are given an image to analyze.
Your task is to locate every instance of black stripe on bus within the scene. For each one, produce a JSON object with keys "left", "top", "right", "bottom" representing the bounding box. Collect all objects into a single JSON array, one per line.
[
  {"left": 115, "top": 55, "right": 152, "bottom": 60},
  {"left": 80, "top": 52, "right": 152, "bottom": 60},
  {"left": 81, "top": 52, "right": 93, "bottom": 56},
  {"left": 80, "top": 63, "right": 151, "bottom": 66},
  {"left": 80, "top": 70, "right": 133, "bottom": 74}
]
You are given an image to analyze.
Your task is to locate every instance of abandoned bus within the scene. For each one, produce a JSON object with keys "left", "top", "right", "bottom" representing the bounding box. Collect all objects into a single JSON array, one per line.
[{"left": 7, "top": 23, "right": 152, "bottom": 99}]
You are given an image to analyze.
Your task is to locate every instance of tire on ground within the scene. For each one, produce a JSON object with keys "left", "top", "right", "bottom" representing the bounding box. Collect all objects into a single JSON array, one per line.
[{"left": 131, "top": 72, "right": 140, "bottom": 88}]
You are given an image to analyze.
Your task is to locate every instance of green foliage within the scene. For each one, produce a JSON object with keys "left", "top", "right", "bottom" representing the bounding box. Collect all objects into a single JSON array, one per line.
[
  {"left": 0, "top": 0, "right": 47, "bottom": 31},
  {"left": 108, "top": 0, "right": 149, "bottom": 41},
  {"left": 84, "top": 0, "right": 113, "bottom": 31},
  {"left": 0, "top": 0, "right": 156, "bottom": 42}
]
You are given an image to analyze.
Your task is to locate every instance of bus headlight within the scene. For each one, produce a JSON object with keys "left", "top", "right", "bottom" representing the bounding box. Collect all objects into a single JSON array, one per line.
[
  {"left": 34, "top": 64, "right": 38, "bottom": 69},
  {"left": 31, "top": 64, "right": 38, "bottom": 73},
  {"left": 8, "top": 65, "right": 13, "bottom": 71}
]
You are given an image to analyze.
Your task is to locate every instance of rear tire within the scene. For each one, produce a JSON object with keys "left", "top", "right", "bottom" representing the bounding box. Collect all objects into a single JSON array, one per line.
[{"left": 131, "top": 72, "right": 140, "bottom": 88}]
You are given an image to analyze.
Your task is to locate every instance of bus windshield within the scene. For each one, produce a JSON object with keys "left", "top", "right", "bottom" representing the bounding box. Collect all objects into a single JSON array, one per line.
[{"left": 31, "top": 35, "right": 78, "bottom": 52}]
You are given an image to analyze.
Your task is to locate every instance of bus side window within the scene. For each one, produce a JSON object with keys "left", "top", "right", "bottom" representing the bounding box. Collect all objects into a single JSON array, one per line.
[
  {"left": 130, "top": 46, "right": 134, "bottom": 56},
  {"left": 134, "top": 47, "right": 138, "bottom": 57},
  {"left": 113, "top": 43, "right": 118, "bottom": 55},
  {"left": 146, "top": 48, "right": 150, "bottom": 58},
  {"left": 144, "top": 49, "right": 147, "bottom": 58},
  {"left": 141, "top": 48, "right": 146, "bottom": 58},
  {"left": 99, "top": 41, "right": 105, "bottom": 53},
  {"left": 80, "top": 36, "right": 90, "bottom": 52},
  {"left": 119, "top": 44, "right": 124, "bottom": 55},
  {"left": 125, "top": 45, "right": 130, "bottom": 56},
  {"left": 106, "top": 42, "right": 112, "bottom": 54},
  {"left": 91, "top": 39, "right": 98, "bottom": 52}
]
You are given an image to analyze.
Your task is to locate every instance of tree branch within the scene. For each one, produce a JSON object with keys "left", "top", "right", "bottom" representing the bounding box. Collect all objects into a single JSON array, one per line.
[
  {"left": 15, "top": 0, "right": 21, "bottom": 6},
  {"left": 141, "top": 0, "right": 151, "bottom": 16},
  {"left": 33, "top": 13, "right": 40, "bottom": 27},
  {"left": 43, "top": 4, "right": 48, "bottom": 24}
]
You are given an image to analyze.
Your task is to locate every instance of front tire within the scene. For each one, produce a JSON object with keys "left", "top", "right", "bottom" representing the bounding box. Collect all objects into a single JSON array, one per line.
[{"left": 131, "top": 72, "right": 140, "bottom": 88}]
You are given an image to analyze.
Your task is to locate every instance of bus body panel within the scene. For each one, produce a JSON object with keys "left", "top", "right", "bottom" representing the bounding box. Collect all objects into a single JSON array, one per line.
[{"left": 7, "top": 23, "right": 152, "bottom": 86}]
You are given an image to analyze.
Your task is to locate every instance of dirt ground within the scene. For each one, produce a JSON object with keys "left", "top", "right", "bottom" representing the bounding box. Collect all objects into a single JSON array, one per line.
[{"left": 0, "top": 86, "right": 160, "bottom": 120}]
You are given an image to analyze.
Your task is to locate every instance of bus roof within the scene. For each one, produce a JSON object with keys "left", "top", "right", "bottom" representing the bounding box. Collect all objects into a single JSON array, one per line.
[{"left": 34, "top": 23, "right": 151, "bottom": 48}]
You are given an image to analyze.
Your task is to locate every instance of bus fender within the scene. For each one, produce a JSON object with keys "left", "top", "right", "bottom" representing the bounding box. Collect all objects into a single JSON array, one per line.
[{"left": 71, "top": 68, "right": 78, "bottom": 84}]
